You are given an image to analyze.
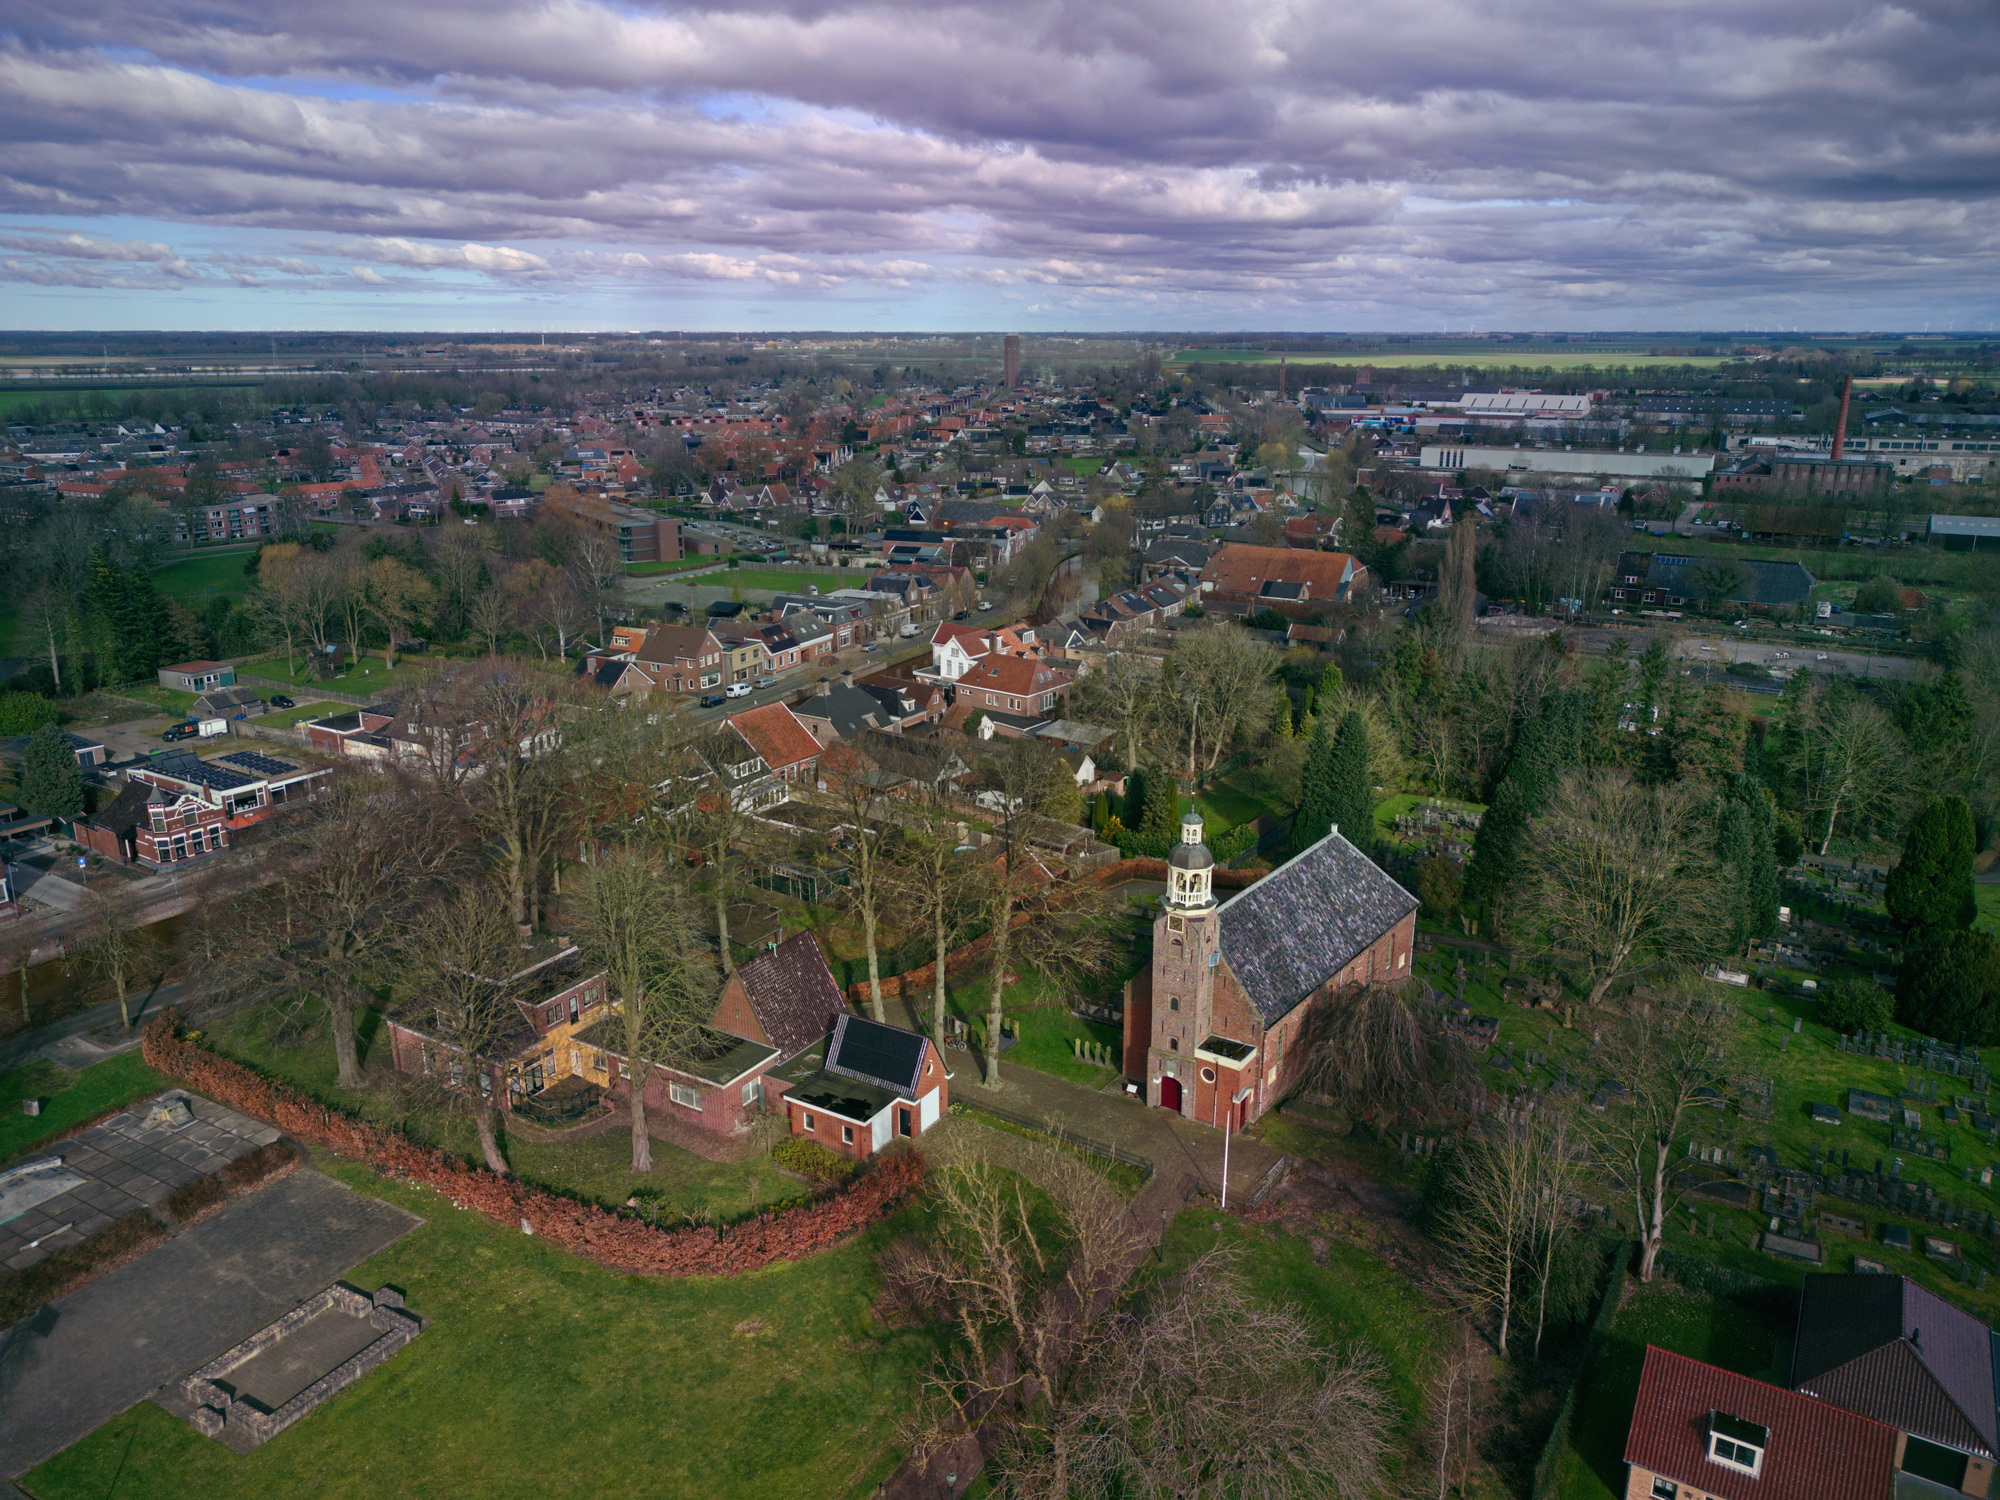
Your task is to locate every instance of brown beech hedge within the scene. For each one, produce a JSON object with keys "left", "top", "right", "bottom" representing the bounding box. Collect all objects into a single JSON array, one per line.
[{"left": 143, "top": 1014, "right": 924, "bottom": 1278}]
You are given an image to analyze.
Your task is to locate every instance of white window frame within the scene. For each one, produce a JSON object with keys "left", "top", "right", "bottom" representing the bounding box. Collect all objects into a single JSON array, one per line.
[
  {"left": 801, "top": 1112, "right": 815, "bottom": 1132},
  {"left": 669, "top": 1081, "right": 701, "bottom": 1110},
  {"left": 841, "top": 1124, "right": 855, "bottom": 1145},
  {"left": 742, "top": 1079, "right": 760, "bottom": 1107}
]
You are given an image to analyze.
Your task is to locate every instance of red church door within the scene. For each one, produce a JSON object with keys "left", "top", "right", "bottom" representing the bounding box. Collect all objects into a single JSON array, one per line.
[{"left": 1160, "top": 1076, "right": 1183, "bottom": 1112}]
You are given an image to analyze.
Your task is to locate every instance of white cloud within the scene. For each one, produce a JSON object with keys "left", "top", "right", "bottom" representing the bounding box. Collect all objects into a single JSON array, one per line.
[{"left": 0, "top": 0, "right": 1994, "bottom": 321}]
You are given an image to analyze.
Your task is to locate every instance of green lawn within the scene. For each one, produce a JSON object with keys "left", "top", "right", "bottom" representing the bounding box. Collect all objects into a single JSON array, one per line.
[
  {"left": 117, "top": 684, "right": 200, "bottom": 716},
  {"left": 1148, "top": 1207, "right": 1448, "bottom": 1437},
  {"left": 1375, "top": 792, "right": 1485, "bottom": 841},
  {"left": 1402, "top": 933, "right": 2000, "bottom": 1319},
  {"left": 247, "top": 700, "right": 349, "bottom": 729},
  {"left": 1558, "top": 1279, "right": 1791, "bottom": 1500},
  {"left": 1194, "top": 765, "right": 1290, "bottom": 831},
  {"left": 722, "top": 569, "right": 854, "bottom": 594},
  {"left": 626, "top": 557, "right": 726, "bottom": 576},
  {"left": 151, "top": 551, "right": 257, "bottom": 599},
  {"left": 929, "top": 965, "right": 1125, "bottom": 1091},
  {"left": 207, "top": 1003, "right": 790, "bottom": 1219},
  {"left": 1978, "top": 883, "right": 2000, "bottom": 940},
  {"left": 239, "top": 653, "right": 443, "bottom": 698},
  {"left": 26, "top": 1150, "right": 935, "bottom": 1500},
  {"left": 0, "top": 1052, "right": 170, "bottom": 1166}
]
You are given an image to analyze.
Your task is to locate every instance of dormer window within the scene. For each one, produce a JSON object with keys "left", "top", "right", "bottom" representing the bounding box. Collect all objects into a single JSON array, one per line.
[{"left": 1707, "top": 1414, "right": 1765, "bottom": 1477}]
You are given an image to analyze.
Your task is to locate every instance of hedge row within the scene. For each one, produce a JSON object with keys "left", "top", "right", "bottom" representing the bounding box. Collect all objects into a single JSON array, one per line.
[{"left": 142, "top": 1014, "right": 923, "bottom": 1278}]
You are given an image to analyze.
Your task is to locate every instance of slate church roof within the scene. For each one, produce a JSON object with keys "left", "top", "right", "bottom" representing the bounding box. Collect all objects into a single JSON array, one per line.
[
  {"left": 1789, "top": 1273, "right": 2000, "bottom": 1458},
  {"left": 1215, "top": 829, "right": 1418, "bottom": 1025}
]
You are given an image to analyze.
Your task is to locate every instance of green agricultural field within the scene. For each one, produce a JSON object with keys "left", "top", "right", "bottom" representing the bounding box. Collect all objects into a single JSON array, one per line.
[
  {"left": 26, "top": 1151, "right": 935, "bottom": 1500},
  {"left": 1166, "top": 347, "right": 1735, "bottom": 371},
  {"left": 151, "top": 550, "right": 258, "bottom": 599},
  {"left": 241, "top": 652, "right": 449, "bottom": 698},
  {"left": 1558, "top": 1279, "right": 1792, "bottom": 1500},
  {"left": 0, "top": 1052, "right": 171, "bottom": 1165}
]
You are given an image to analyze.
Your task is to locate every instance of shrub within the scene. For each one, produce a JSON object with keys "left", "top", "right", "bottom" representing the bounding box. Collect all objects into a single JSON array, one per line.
[
  {"left": 141, "top": 1014, "right": 919, "bottom": 1279},
  {"left": 0, "top": 692, "right": 60, "bottom": 736},
  {"left": 1243, "top": 608, "right": 1290, "bottom": 631},
  {"left": 1415, "top": 855, "right": 1463, "bottom": 917},
  {"left": 772, "top": 1136, "right": 858, "bottom": 1185},
  {"left": 220, "top": 1138, "right": 300, "bottom": 1190},
  {"left": 161, "top": 1174, "right": 228, "bottom": 1223},
  {"left": 1819, "top": 976, "right": 1894, "bottom": 1034},
  {"left": 0, "top": 1211, "right": 168, "bottom": 1323}
]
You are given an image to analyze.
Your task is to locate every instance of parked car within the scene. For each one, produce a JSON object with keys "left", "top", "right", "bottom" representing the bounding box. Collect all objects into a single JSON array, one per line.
[
  {"left": 952, "top": 610, "right": 971, "bottom": 621},
  {"left": 726, "top": 682, "right": 752, "bottom": 698},
  {"left": 162, "top": 721, "right": 199, "bottom": 742},
  {"left": 699, "top": 693, "right": 726, "bottom": 708},
  {"left": 268, "top": 694, "right": 295, "bottom": 709},
  {"left": 754, "top": 676, "right": 777, "bottom": 689}
]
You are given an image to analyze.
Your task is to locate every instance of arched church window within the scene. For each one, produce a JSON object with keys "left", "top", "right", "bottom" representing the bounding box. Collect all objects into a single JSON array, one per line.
[
  {"left": 1168, "top": 1037, "right": 1179, "bottom": 1051},
  {"left": 1168, "top": 997, "right": 1179, "bottom": 1012}
]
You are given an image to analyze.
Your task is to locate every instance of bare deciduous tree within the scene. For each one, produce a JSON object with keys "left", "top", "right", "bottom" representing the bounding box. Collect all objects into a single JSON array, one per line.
[
  {"left": 568, "top": 847, "right": 718, "bottom": 1173},
  {"left": 221, "top": 776, "right": 462, "bottom": 1088},
  {"left": 973, "top": 738, "right": 1120, "bottom": 1087},
  {"left": 1520, "top": 769, "right": 1726, "bottom": 1007},
  {"left": 1297, "top": 981, "right": 1478, "bottom": 1122},
  {"left": 1160, "top": 622, "right": 1279, "bottom": 777},
  {"left": 1076, "top": 1245, "right": 1394, "bottom": 1500},
  {"left": 1590, "top": 988, "right": 1732, "bottom": 1281},
  {"left": 889, "top": 782, "right": 992, "bottom": 1041},
  {"left": 400, "top": 883, "right": 532, "bottom": 1174}
]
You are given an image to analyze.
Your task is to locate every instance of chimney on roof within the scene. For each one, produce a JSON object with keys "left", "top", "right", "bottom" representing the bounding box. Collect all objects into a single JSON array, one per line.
[
  {"left": 1832, "top": 374, "right": 1852, "bottom": 461},
  {"left": 840, "top": 670, "right": 854, "bottom": 688}
]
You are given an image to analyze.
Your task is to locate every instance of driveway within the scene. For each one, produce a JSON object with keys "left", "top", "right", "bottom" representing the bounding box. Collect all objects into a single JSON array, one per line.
[
  {"left": 0, "top": 1168, "right": 422, "bottom": 1477},
  {"left": 1673, "top": 637, "right": 1918, "bottom": 680}
]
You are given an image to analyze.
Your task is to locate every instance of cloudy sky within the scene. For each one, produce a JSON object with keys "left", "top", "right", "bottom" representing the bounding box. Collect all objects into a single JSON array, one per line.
[{"left": 2, "top": 0, "right": 1997, "bottom": 330}]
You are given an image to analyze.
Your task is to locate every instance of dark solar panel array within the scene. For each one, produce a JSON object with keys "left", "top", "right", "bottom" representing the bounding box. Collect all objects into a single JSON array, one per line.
[
  {"left": 218, "top": 750, "right": 300, "bottom": 777},
  {"left": 831, "top": 1017, "right": 924, "bottom": 1090},
  {"left": 176, "top": 762, "right": 254, "bottom": 791}
]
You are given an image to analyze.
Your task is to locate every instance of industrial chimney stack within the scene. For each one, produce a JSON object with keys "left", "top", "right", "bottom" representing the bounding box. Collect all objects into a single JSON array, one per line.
[{"left": 1832, "top": 373, "right": 1852, "bottom": 460}]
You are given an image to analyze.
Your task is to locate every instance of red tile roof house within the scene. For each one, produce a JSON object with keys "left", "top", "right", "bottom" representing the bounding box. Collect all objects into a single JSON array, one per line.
[
  {"left": 1198, "top": 543, "right": 1369, "bottom": 620},
  {"left": 725, "top": 702, "right": 823, "bottom": 800},
  {"left": 387, "top": 934, "right": 856, "bottom": 1141},
  {"left": 954, "top": 655, "right": 1075, "bottom": 736},
  {"left": 1624, "top": 1347, "right": 1897, "bottom": 1500},
  {"left": 772, "top": 1015, "right": 951, "bottom": 1160}
]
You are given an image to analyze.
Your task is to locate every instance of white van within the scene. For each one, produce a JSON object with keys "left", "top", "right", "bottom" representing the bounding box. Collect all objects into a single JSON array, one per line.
[{"left": 725, "top": 682, "right": 752, "bottom": 698}]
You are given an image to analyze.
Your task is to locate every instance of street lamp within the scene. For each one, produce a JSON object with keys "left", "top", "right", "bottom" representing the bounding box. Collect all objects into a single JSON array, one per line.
[{"left": 1217, "top": 1085, "right": 1252, "bottom": 1209}]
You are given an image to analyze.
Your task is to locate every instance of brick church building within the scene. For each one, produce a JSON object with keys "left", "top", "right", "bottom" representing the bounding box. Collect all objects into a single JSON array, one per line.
[{"left": 1123, "top": 811, "right": 1420, "bottom": 1129}]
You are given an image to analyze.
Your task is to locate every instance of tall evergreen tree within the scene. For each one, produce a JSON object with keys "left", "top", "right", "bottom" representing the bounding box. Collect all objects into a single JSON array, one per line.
[
  {"left": 1137, "top": 765, "right": 1181, "bottom": 851},
  {"left": 1292, "top": 718, "right": 1337, "bottom": 853},
  {"left": 1465, "top": 691, "right": 1589, "bottom": 903},
  {"left": 1716, "top": 777, "right": 1781, "bottom": 949},
  {"left": 19, "top": 721, "right": 85, "bottom": 822},
  {"left": 1885, "top": 796, "right": 1978, "bottom": 933},
  {"left": 1121, "top": 766, "right": 1149, "bottom": 832},
  {"left": 1327, "top": 710, "right": 1374, "bottom": 850},
  {"left": 1898, "top": 929, "right": 2000, "bottom": 1044}
]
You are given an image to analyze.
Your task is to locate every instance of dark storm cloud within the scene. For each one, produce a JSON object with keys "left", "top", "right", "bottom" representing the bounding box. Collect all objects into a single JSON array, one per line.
[{"left": 0, "top": 0, "right": 1996, "bottom": 316}]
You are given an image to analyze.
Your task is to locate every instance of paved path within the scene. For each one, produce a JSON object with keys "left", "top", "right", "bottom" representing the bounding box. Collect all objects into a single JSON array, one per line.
[
  {"left": 0, "top": 1168, "right": 422, "bottom": 1478},
  {"left": 1, "top": 1091, "right": 281, "bottom": 1271}
]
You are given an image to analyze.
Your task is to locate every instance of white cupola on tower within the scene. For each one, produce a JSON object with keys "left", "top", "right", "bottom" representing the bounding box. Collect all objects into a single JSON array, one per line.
[{"left": 1165, "top": 809, "right": 1215, "bottom": 910}]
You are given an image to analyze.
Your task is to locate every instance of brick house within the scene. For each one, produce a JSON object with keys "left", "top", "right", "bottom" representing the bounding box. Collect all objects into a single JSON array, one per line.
[
  {"left": 1789, "top": 1273, "right": 2000, "bottom": 1495},
  {"left": 304, "top": 704, "right": 401, "bottom": 761},
  {"left": 77, "top": 748, "right": 327, "bottom": 866},
  {"left": 953, "top": 655, "right": 1075, "bottom": 731},
  {"left": 386, "top": 933, "right": 857, "bottom": 1142},
  {"left": 774, "top": 1015, "right": 951, "bottom": 1159},
  {"left": 1197, "top": 543, "right": 1368, "bottom": 617},
  {"left": 1122, "top": 812, "right": 1417, "bottom": 1128},
  {"left": 1624, "top": 1346, "right": 1896, "bottom": 1500},
  {"left": 721, "top": 702, "right": 823, "bottom": 806}
]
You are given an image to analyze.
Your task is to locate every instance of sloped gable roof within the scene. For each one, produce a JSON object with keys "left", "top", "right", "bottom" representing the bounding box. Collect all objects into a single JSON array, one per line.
[
  {"left": 1215, "top": 829, "right": 1418, "bottom": 1025},
  {"left": 733, "top": 933, "right": 849, "bottom": 1060},
  {"left": 1790, "top": 1274, "right": 1998, "bottom": 1457},
  {"left": 728, "top": 701, "right": 821, "bottom": 771},
  {"left": 1201, "top": 544, "right": 1361, "bottom": 602},
  {"left": 1627, "top": 1347, "right": 1895, "bottom": 1500}
]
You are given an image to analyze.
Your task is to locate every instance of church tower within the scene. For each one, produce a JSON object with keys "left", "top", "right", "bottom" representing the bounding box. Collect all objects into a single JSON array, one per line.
[{"left": 1148, "top": 810, "right": 1219, "bottom": 1115}]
